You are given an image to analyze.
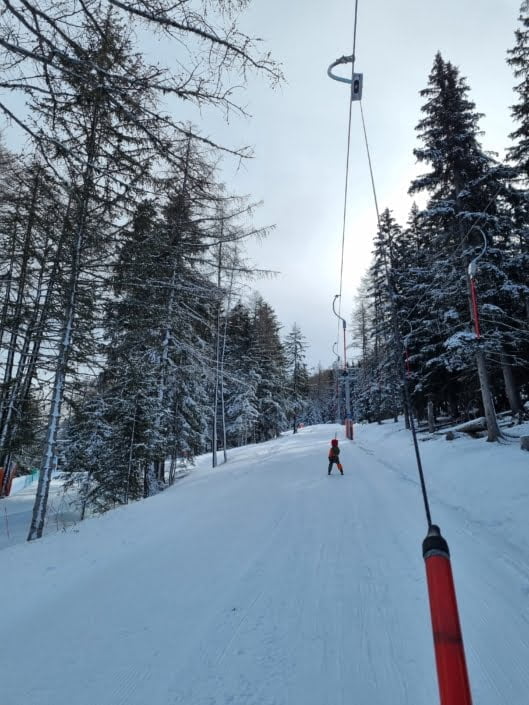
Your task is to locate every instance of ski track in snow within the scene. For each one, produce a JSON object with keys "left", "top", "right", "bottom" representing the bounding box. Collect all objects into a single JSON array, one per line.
[{"left": 1, "top": 423, "right": 529, "bottom": 704}]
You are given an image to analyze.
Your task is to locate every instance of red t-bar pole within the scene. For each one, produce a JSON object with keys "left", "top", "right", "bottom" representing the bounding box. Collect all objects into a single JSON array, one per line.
[
  {"left": 469, "top": 278, "right": 481, "bottom": 339},
  {"left": 423, "top": 525, "right": 473, "bottom": 705}
]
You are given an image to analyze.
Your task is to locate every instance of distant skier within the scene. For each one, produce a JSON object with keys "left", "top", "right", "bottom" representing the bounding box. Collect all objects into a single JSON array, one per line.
[{"left": 328, "top": 439, "right": 344, "bottom": 475}]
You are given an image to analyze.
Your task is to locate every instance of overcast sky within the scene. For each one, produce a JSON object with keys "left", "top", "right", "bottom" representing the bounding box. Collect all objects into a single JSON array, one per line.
[
  {"left": 2, "top": 1, "right": 522, "bottom": 370},
  {"left": 203, "top": 0, "right": 522, "bottom": 369}
]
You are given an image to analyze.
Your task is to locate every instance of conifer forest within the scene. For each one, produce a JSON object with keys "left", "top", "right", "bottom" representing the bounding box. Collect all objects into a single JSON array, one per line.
[{"left": 1, "top": 1, "right": 529, "bottom": 536}]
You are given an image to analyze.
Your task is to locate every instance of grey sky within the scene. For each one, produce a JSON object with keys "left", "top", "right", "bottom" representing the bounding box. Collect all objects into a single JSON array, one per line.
[{"left": 209, "top": 0, "right": 521, "bottom": 369}]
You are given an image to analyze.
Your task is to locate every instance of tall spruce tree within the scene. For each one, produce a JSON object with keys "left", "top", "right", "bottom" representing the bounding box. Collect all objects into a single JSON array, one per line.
[
  {"left": 505, "top": 0, "right": 529, "bottom": 413},
  {"left": 409, "top": 52, "right": 507, "bottom": 441},
  {"left": 284, "top": 324, "right": 309, "bottom": 433},
  {"left": 65, "top": 154, "right": 217, "bottom": 510},
  {"left": 305, "top": 366, "right": 336, "bottom": 425},
  {"left": 508, "top": 1, "right": 529, "bottom": 178},
  {"left": 369, "top": 209, "right": 404, "bottom": 422},
  {"left": 223, "top": 302, "right": 260, "bottom": 447},
  {"left": 249, "top": 296, "right": 288, "bottom": 442}
]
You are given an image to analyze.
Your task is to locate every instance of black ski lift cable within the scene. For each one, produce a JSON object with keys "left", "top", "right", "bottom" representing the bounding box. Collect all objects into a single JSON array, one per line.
[
  {"left": 328, "top": 0, "right": 359, "bottom": 349},
  {"left": 353, "top": 66, "right": 473, "bottom": 705},
  {"left": 359, "top": 102, "right": 381, "bottom": 224},
  {"left": 328, "top": 6, "right": 473, "bottom": 702},
  {"left": 326, "top": 0, "right": 432, "bottom": 528},
  {"left": 359, "top": 101, "right": 433, "bottom": 528}
]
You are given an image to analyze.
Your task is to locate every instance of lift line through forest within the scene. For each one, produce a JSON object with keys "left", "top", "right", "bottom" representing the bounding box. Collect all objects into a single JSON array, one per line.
[{"left": 327, "top": 2, "right": 474, "bottom": 703}]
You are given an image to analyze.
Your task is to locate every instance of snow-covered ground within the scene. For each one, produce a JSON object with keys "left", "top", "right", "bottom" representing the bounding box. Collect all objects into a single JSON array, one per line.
[
  {"left": 0, "top": 475, "right": 79, "bottom": 550},
  {"left": 1, "top": 421, "right": 529, "bottom": 705}
]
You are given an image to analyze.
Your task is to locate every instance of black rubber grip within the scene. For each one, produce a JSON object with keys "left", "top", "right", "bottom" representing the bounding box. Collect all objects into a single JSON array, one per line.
[{"left": 422, "top": 524, "right": 450, "bottom": 558}]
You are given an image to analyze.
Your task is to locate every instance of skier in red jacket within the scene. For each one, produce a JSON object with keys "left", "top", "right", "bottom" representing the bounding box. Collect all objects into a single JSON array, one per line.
[{"left": 328, "top": 438, "right": 344, "bottom": 475}]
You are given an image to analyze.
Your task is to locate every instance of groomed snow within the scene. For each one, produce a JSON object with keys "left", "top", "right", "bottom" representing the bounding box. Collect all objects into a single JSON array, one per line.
[{"left": 1, "top": 421, "right": 529, "bottom": 704}]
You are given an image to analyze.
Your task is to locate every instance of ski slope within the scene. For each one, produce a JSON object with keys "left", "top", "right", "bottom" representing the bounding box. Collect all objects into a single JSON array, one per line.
[{"left": 1, "top": 422, "right": 529, "bottom": 705}]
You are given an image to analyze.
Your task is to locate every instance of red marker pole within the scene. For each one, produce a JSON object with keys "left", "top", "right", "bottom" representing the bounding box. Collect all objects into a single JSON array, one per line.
[
  {"left": 469, "top": 277, "right": 481, "bottom": 339},
  {"left": 423, "top": 525, "right": 473, "bottom": 705}
]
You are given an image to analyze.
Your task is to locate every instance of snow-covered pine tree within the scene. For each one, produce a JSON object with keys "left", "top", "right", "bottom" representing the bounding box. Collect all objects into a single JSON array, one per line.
[
  {"left": 381, "top": 210, "right": 406, "bottom": 421},
  {"left": 366, "top": 209, "right": 405, "bottom": 423},
  {"left": 210, "top": 210, "right": 272, "bottom": 465},
  {"left": 305, "top": 366, "right": 336, "bottom": 424},
  {"left": 64, "top": 149, "right": 271, "bottom": 509},
  {"left": 61, "top": 384, "right": 128, "bottom": 516},
  {"left": 249, "top": 296, "right": 288, "bottom": 442},
  {"left": 283, "top": 324, "right": 310, "bottom": 433},
  {"left": 27, "top": 12, "right": 190, "bottom": 539},
  {"left": 72, "top": 156, "right": 216, "bottom": 507},
  {"left": 0, "top": 163, "right": 43, "bottom": 475},
  {"left": 504, "top": 0, "right": 529, "bottom": 412},
  {"left": 408, "top": 52, "right": 513, "bottom": 441},
  {"left": 223, "top": 302, "right": 260, "bottom": 448},
  {"left": 390, "top": 205, "right": 443, "bottom": 423},
  {"left": 0, "top": 158, "right": 70, "bottom": 493},
  {"left": 508, "top": 1, "right": 529, "bottom": 179},
  {"left": 351, "top": 277, "right": 376, "bottom": 423}
]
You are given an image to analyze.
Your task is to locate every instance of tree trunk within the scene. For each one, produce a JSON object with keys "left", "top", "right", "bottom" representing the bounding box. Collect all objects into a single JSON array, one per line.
[
  {"left": 448, "top": 390, "right": 459, "bottom": 422},
  {"left": 155, "top": 141, "right": 192, "bottom": 473},
  {"left": 403, "top": 404, "right": 410, "bottom": 430},
  {"left": 219, "top": 365, "right": 228, "bottom": 464},
  {"left": 28, "top": 101, "right": 100, "bottom": 541},
  {"left": 0, "top": 215, "right": 17, "bottom": 347},
  {"left": 0, "top": 173, "right": 40, "bottom": 434},
  {"left": 0, "top": 230, "right": 55, "bottom": 465},
  {"left": 212, "top": 242, "right": 222, "bottom": 468},
  {"left": 168, "top": 453, "right": 177, "bottom": 485},
  {"left": 500, "top": 352, "right": 522, "bottom": 417},
  {"left": 427, "top": 400, "right": 435, "bottom": 433},
  {"left": 453, "top": 417, "right": 487, "bottom": 433},
  {"left": 335, "top": 367, "right": 342, "bottom": 423},
  {"left": 219, "top": 264, "right": 232, "bottom": 464},
  {"left": 156, "top": 459, "right": 165, "bottom": 484},
  {"left": 80, "top": 470, "right": 93, "bottom": 521},
  {"left": 125, "top": 405, "right": 137, "bottom": 502},
  {"left": 475, "top": 348, "right": 501, "bottom": 442},
  {"left": 27, "top": 251, "right": 80, "bottom": 540}
]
